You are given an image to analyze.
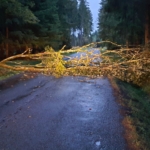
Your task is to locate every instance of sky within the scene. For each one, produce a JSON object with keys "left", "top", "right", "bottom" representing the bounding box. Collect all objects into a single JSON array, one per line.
[{"left": 87, "top": 0, "right": 101, "bottom": 32}]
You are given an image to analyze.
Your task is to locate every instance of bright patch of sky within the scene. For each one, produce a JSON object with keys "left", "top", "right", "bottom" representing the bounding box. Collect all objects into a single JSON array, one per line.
[{"left": 87, "top": 0, "right": 101, "bottom": 32}]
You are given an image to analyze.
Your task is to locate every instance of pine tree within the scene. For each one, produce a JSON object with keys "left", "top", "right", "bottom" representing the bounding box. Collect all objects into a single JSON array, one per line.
[
  {"left": 78, "top": 0, "right": 93, "bottom": 45},
  {"left": 0, "top": 0, "right": 93, "bottom": 59},
  {"left": 98, "top": 0, "right": 149, "bottom": 46},
  {"left": 0, "top": 0, "right": 38, "bottom": 57}
]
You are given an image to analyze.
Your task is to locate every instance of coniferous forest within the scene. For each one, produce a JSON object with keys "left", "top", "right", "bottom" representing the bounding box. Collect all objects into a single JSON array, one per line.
[
  {"left": 98, "top": 0, "right": 150, "bottom": 47},
  {"left": 0, "top": 0, "right": 93, "bottom": 59},
  {"left": 0, "top": 2, "right": 150, "bottom": 149},
  {"left": 1, "top": 0, "right": 150, "bottom": 60}
]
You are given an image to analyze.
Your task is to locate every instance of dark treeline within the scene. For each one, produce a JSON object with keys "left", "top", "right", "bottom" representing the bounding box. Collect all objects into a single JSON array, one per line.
[
  {"left": 0, "top": 0, "right": 93, "bottom": 59},
  {"left": 98, "top": 0, "right": 150, "bottom": 47}
]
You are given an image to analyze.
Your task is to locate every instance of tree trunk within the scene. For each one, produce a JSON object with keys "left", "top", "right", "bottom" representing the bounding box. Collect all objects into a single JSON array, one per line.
[
  {"left": 5, "top": 27, "right": 9, "bottom": 58},
  {"left": 145, "top": 11, "right": 150, "bottom": 45},
  {"left": 25, "top": 45, "right": 28, "bottom": 52},
  {"left": 80, "top": 28, "right": 83, "bottom": 46},
  {"left": 126, "top": 40, "right": 129, "bottom": 48}
]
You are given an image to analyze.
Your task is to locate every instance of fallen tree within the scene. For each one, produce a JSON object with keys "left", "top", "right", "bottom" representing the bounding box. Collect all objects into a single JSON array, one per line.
[{"left": 0, "top": 41, "right": 150, "bottom": 86}]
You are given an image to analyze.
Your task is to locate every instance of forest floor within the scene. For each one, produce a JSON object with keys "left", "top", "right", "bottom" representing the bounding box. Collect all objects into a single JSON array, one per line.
[{"left": 0, "top": 73, "right": 127, "bottom": 150}]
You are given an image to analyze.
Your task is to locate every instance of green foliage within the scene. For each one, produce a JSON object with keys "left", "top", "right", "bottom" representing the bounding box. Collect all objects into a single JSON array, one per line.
[
  {"left": 0, "top": 0, "right": 94, "bottom": 58},
  {"left": 0, "top": 0, "right": 39, "bottom": 58},
  {"left": 90, "top": 31, "right": 100, "bottom": 43},
  {"left": 98, "top": 0, "right": 149, "bottom": 45},
  {"left": 116, "top": 79, "right": 150, "bottom": 149},
  {"left": 42, "top": 46, "right": 66, "bottom": 77},
  {"left": 0, "top": 0, "right": 38, "bottom": 24},
  {"left": 78, "top": 0, "right": 93, "bottom": 45}
]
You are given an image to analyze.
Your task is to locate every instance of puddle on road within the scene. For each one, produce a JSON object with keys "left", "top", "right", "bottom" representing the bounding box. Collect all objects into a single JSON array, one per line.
[{"left": 95, "top": 141, "right": 101, "bottom": 147}]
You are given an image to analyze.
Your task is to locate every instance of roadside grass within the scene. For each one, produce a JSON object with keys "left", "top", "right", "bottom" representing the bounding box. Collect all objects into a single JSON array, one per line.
[
  {"left": 0, "top": 59, "right": 41, "bottom": 81},
  {"left": 109, "top": 77, "right": 150, "bottom": 150},
  {"left": 0, "top": 67, "right": 20, "bottom": 81},
  {"left": 6, "top": 59, "right": 41, "bottom": 66}
]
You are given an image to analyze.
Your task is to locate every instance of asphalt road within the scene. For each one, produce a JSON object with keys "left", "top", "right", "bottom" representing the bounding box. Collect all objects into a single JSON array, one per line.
[{"left": 0, "top": 74, "right": 127, "bottom": 150}]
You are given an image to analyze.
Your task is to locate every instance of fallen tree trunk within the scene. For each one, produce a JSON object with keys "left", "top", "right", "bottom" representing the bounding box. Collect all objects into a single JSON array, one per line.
[{"left": 0, "top": 41, "right": 149, "bottom": 86}]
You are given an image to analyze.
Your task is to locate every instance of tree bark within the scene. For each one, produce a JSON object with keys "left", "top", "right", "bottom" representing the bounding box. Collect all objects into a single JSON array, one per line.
[
  {"left": 5, "top": 27, "right": 9, "bottom": 57},
  {"left": 145, "top": 15, "right": 149, "bottom": 45},
  {"left": 144, "top": 0, "right": 150, "bottom": 52},
  {"left": 126, "top": 40, "right": 129, "bottom": 48}
]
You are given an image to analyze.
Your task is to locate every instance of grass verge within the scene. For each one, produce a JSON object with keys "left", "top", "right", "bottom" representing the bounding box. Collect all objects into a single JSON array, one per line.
[
  {"left": 109, "top": 77, "right": 150, "bottom": 150},
  {"left": 0, "top": 67, "right": 20, "bottom": 81},
  {"left": 0, "top": 59, "right": 41, "bottom": 81}
]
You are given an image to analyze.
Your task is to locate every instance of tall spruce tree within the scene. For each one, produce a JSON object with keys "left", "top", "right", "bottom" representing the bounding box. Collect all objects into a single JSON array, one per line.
[
  {"left": 78, "top": 0, "right": 93, "bottom": 45},
  {"left": 0, "top": 0, "right": 38, "bottom": 57},
  {"left": 32, "top": 0, "right": 62, "bottom": 50},
  {"left": 98, "top": 0, "right": 150, "bottom": 46},
  {"left": 57, "top": 0, "right": 76, "bottom": 48},
  {"left": 0, "top": 0, "right": 94, "bottom": 59}
]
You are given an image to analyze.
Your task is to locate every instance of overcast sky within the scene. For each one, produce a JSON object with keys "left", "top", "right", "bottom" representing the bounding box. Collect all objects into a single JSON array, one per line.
[{"left": 87, "top": 0, "right": 101, "bottom": 31}]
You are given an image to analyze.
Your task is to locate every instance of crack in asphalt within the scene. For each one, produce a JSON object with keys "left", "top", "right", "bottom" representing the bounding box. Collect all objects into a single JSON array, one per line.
[
  {"left": 0, "top": 77, "right": 49, "bottom": 130},
  {"left": 0, "top": 80, "right": 48, "bottom": 107}
]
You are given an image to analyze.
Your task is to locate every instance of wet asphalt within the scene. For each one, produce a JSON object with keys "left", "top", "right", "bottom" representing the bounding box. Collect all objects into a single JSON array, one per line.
[{"left": 0, "top": 74, "right": 127, "bottom": 150}]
